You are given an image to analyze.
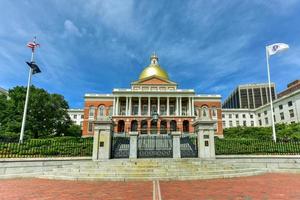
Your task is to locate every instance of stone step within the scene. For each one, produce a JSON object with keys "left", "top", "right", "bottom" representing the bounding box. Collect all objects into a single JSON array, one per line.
[{"left": 37, "top": 170, "right": 266, "bottom": 181}]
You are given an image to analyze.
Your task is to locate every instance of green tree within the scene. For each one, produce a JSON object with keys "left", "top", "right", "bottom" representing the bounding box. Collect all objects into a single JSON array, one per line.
[
  {"left": 65, "top": 124, "right": 82, "bottom": 137},
  {"left": 0, "top": 86, "right": 72, "bottom": 139}
]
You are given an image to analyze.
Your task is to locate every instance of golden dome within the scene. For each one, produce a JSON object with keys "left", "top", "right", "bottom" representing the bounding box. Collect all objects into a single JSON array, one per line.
[{"left": 139, "top": 54, "right": 169, "bottom": 80}]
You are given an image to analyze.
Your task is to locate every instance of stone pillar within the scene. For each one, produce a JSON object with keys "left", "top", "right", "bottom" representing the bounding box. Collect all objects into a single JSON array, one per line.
[
  {"left": 191, "top": 97, "right": 194, "bottom": 116},
  {"left": 171, "top": 131, "right": 181, "bottom": 158},
  {"left": 148, "top": 97, "right": 151, "bottom": 116},
  {"left": 92, "top": 121, "right": 113, "bottom": 160},
  {"left": 167, "top": 97, "right": 170, "bottom": 116},
  {"left": 194, "top": 120, "right": 216, "bottom": 159},
  {"left": 138, "top": 96, "right": 141, "bottom": 116},
  {"left": 129, "top": 131, "right": 138, "bottom": 159}
]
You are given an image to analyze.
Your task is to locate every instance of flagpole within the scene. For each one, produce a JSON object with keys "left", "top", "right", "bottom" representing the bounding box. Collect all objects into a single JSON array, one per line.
[
  {"left": 19, "top": 47, "right": 35, "bottom": 144},
  {"left": 265, "top": 47, "right": 277, "bottom": 142}
]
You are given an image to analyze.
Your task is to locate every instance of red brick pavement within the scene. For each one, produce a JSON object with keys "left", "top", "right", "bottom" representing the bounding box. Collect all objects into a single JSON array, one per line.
[
  {"left": 160, "top": 173, "right": 300, "bottom": 200},
  {"left": 0, "top": 173, "right": 300, "bottom": 200}
]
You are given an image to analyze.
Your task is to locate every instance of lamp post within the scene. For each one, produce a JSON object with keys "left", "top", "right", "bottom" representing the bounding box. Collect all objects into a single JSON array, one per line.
[{"left": 19, "top": 37, "right": 41, "bottom": 144}]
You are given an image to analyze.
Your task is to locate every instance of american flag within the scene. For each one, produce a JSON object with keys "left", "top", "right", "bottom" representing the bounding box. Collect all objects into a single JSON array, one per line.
[{"left": 27, "top": 37, "right": 40, "bottom": 51}]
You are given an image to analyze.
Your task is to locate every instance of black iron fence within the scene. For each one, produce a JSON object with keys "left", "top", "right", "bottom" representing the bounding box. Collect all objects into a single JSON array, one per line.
[
  {"left": 215, "top": 139, "right": 300, "bottom": 155},
  {"left": 0, "top": 137, "right": 93, "bottom": 158},
  {"left": 180, "top": 134, "right": 198, "bottom": 158},
  {"left": 137, "top": 135, "right": 173, "bottom": 158},
  {"left": 111, "top": 134, "right": 130, "bottom": 158}
]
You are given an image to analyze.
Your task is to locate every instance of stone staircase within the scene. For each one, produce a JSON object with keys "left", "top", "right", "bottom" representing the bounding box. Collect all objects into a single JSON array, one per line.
[{"left": 37, "top": 158, "right": 267, "bottom": 181}]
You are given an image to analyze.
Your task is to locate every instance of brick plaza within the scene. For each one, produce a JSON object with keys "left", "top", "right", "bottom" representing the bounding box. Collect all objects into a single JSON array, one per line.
[{"left": 0, "top": 173, "right": 299, "bottom": 200}]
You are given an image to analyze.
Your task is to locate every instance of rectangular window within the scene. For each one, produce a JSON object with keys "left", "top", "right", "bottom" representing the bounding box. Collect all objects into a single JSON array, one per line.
[
  {"left": 251, "top": 121, "right": 254, "bottom": 126},
  {"left": 243, "top": 121, "right": 247, "bottom": 126},
  {"left": 258, "top": 113, "right": 261, "bottom": 117},
  {"left": 89, "top": 107, "right": 95, "bottom": 119},
  {"left": 133, "top": 105, "right": 139, "bottom": 115},
  {"left": 222, "top": 114, "right": 225, "bottom": 118},
  {"left": 81, "top": 115, "right": 84, "bottom": 119},
  {"left": 289, "top": 109, "right": 295, "bottom": 118},
  {"left": 265, "top": 117, "right": 268, "bottom": 125},
  {"left": 259, "top": 120, "right": 262, "bottom": 126},
  {"left": 235, "top": 114, "right": 239, "bottom": 118},
  {"left": 250, "top": 114, "right": 253, "bottom": 119},
  {"left": 120, "top": 106, "right": 126, "bottom": 115},
  {"left": 229, "top": 121, "right": 233, "bottom": 127},
  {"left": 264, "top": 111, "right": 267, "bottom": 115},
  {"left": 279, "top": 105, "right": 283, "bottom": 110},
  {"left": 88, "top": 122, "right": 93, "bottom": 132},
  {"left": 222, "top": 121, "right": 226, "bottom": 127},
  {"left": 160, "top": 105, "right": 166, "bottom": 115},
  {"left": 182, "top": 106, "right": 187, "bottom": 116},
  {"left": 280, "top": 112, "right": 285, "bottom": 120},
  {"left": 229, "top": 114, "right": 232, "bottom": 119},
  {"left": 236, "top": 121, "right": 240, "bottom": 126},
  {"left": 288, "top": 101, "right": 293, "bottom": 107},
  {"left": 73, "top": 114, "right": 77, "bottom": 119},
  {"left": 242, "top": 114, "right": 246, "bottom": 118},
  {"left": 170, "top": 105, "right": 175, "bottom": 115},
  {"left": 142, "top": 105, "right": 147, "bottom": 115}
]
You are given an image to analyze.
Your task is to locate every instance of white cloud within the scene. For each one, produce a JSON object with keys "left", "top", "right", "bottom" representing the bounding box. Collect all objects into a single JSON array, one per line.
[{"left": 63, "top": 19, "right": 82, "bottom": 37}]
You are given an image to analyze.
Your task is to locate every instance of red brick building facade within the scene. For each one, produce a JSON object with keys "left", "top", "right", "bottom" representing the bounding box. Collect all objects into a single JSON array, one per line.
[{"left": 82, "top": 54, "right": 223, "bottom": 137}]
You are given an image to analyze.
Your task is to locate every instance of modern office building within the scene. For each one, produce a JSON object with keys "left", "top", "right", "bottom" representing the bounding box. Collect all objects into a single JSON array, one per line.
[
  {"left": 222, "top": 83, "right": 276, "bottom": 109},
  {"left": 82, "top": 54, "right": 223, "bottom": 137},
  {"left": 222, "top": 81, "right": 300, "bottom": 128}
]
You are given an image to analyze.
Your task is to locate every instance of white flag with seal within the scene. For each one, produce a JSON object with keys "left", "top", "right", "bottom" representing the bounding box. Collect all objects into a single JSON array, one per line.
[{"left": 266, "top": 43, "right": 289, "bottom": 56}]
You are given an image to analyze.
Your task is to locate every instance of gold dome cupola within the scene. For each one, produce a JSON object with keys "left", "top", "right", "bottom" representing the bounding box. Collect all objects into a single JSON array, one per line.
[{"left": 139, "top": 53, "right": 169, "bottom": 80}]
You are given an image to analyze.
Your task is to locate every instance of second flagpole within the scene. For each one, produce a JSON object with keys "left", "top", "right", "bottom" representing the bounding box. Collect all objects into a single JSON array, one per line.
[{"left": 265, "top": 47, "right": 277, "bottom": 142}]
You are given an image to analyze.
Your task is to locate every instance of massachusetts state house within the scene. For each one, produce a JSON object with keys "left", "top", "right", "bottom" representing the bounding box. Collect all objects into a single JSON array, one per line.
[{"left": 82, "top": 54, "right": 223, "bottom": 136}]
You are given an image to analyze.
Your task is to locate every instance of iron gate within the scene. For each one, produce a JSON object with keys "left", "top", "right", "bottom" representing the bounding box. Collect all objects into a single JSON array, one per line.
[
  {"left": 137, "top": 135, "right": 173, "bottom": 158},
  {"left": 180, "top": 134, "right": 198, "bottom": 158},
  {"left": 111, "top": 134, "right": 130, "bottom": 158}
]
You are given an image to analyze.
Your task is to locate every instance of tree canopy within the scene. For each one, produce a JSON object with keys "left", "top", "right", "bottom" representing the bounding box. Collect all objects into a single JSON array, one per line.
[{"left": 0, "top": 86, "right": 76, "bottom": 140}]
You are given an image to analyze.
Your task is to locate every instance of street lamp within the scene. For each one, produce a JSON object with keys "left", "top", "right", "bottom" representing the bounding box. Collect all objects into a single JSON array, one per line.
[{"left": 19, "top": 37, "right": 41, "bottom": 144}]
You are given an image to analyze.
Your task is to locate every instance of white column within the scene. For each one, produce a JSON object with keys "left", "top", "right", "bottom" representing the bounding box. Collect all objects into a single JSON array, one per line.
[
  {"left": 125, "top": 97, "right": 128, "bottom": 116},
  {"left": 148, "top": 97, "right": 151, "bottom": 116},
  {"left": 191, "top": 97, "right": 194, "bottom": 116},
  {"left": 167, "top": 97, "right": 170, "bottom": 116},
  {"left": 129, "top": 97, "right": 132, "bottom": 116},
  {"left": 179, "top": 97, "right": 182, "bottom": 116},
  {"left": 157, "top": 97, "right": 160, "bottom": 114},
  {"left": 116, "top": 97, "right": 119, "bottom": 115},
  {"left": 113, "top": 97, "right": 116, "bottom": 116},
  {"left": 138, "top": 97, "right": 141, "bottom": 116},
  {"left": 188, "top": 97, "right": 191, "bottom": 116},
  {"left": 176, "top": 97, "right": 179, "bottom": 116}
]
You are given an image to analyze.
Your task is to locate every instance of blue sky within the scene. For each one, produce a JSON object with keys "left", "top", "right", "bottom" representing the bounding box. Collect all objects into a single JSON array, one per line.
[{"left": 1, "top": 0, "right": 300, "bottom": 108}]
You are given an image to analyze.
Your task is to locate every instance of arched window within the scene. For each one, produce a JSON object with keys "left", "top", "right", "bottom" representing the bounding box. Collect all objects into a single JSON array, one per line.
[
  {"left": 212, "top": 107, "right": 217, "bottom": 119},
  {"left": 108, "top": 106, "right": 113, "bottom": 116},
  {"left": 141, "top": 120, "right": 148, "bottom": 134},
  {"left": 131, "top": 120, "right": 138, "bottom": 132},
  {"left": 183, "top": 120, "right": 189, "bottom": 133},
  {"left": 98, "top": 105, "right": 105, "bottom": 117},
  {"left": 117, "top": 120, "right": 125, "bottom": 133},
  {"left": 201, "top": 106, "right": 209, "bottom": 119},
  {"left": 89, "top": 106, "right": 95, "bottom": 119},
  {"left": 170, "top": 120, "right": 177, "bottom": 132},
  {"left": 151, "top": 120, "right": 157, "bottom": 134},
  {"left": 160, "top": 120, "right": 167, "bottom": 134}
]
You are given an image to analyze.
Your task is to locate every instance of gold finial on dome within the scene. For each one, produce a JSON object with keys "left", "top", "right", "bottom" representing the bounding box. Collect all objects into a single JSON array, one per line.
[{"left": 139, "top": 53, "right": 169, "bottom": 80}]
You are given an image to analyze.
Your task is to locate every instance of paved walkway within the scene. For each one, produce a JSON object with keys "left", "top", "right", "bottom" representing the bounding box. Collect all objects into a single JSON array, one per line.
[{"left": 0, "top": 173, "right": 300, "bottom": 200}]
